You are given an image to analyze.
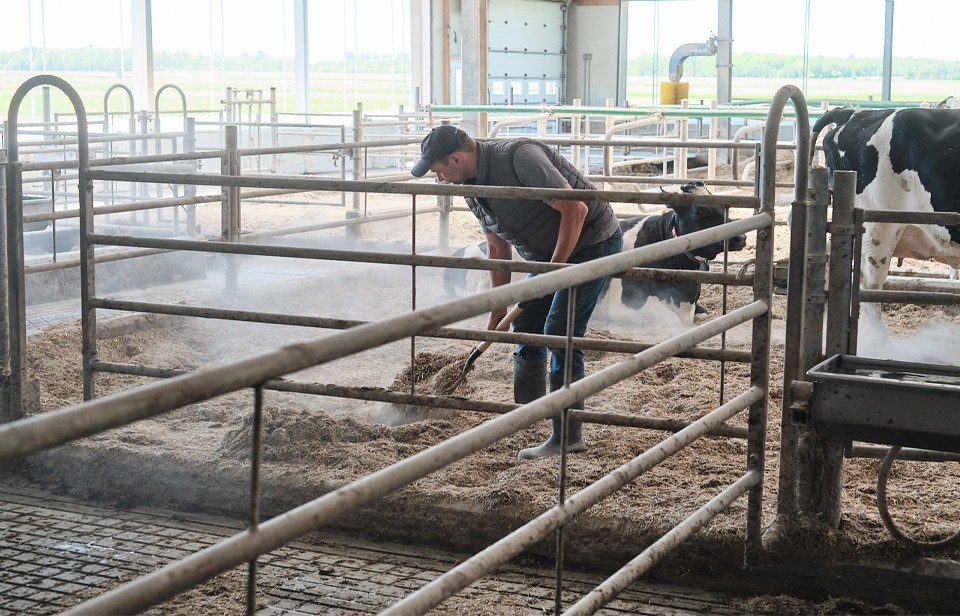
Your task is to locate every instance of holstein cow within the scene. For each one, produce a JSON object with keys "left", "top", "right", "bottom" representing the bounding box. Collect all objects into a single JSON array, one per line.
[
  {"left": 811, "top": 107, "right": 960, "bottom": 319},
  {"left": 443, "top": 243, "right": 523, "bottom": 297},
  {"left": 600, "top": 181, "right": 747, "bottom": 324}
]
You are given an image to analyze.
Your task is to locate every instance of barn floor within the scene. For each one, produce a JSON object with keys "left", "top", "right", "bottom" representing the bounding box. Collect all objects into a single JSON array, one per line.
[
  {"left": 0, "top": 477, "right": 928, "bottom": 615},
  {"left": 8, "top": 190, "right": 960, "bottom": 614},
  {"left": 0, "top": 478, "right": 795, "bottom": 616}
]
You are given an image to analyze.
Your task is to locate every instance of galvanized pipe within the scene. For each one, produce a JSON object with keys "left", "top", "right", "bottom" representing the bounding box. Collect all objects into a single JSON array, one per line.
[
  {"left": 0, "top": 160, "right": 15, "bottom": 422},
  {"left": 86, "top": 168, "right": 761, "bottom": 210},
  {"left": 383, "top": 388, "right": 762, "bottom": 616},
  {"left": 88, "top": 362, "right": 749, "bottom": 439},
  {"left": 754, "top": 84, "right": 810, "bottom": 553},
  {"left": 64, "top": 304, "right": 765, "bottom": 615},
  {"left": 0, "top": 210, "right": 767, "bottom": 462},
  {"left": 826, "top": 171, "right": 857, "bottom": 357},
  {"left": 7, "top": 76, "right": 94, "bottom": 404},
  {"left": 861, "top": 209, "right": 960, "bottom": 225},
  {"left": 564, "top": 471, "right": 760, "bottom": 615},
  {"left": 89, "top": 234, "right": 755, "bottom": 287},
  {"left": 848, "top": 445, "right": 960, "bottom": 463},
  {"left": 859, "top": 288, "right": 960, "bottom": 306}
]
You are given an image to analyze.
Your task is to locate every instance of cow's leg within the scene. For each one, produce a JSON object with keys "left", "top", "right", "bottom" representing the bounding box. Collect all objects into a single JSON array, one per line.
[
  {"left": 676, "top": 302, "right": 697, "bottom": 325},
  {"left": 859, "top": 222, "right": 903, "bottom": 324}
]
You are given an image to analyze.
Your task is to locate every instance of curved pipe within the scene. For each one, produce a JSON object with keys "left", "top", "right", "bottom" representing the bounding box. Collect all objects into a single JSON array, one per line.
[
  {"left": 5, "top": 74, "right": 94, "bottom": 401},
  {"left": 154, "top": 83, "right": 188, "bottom": 133},
  {"left": 669, "top": 36, "right": 717, "bottom": 83},
  {"left": 489, "top": 112, "right": 552, "bottom": 138},
  {"left": 103, "top": 83, "right": 135, "bottom": 129},
  {"left": 730, "top": 123, "right": 764, "bottom": 180},
  {"left": 602, "top": 113, "right": 665, "bottom": 175}
]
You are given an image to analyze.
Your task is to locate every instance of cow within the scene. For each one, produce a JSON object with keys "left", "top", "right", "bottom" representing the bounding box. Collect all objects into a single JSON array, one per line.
[
  {"left": 442, "top": 242, "right": 523, "bottom": 297},
  {"left": 599, "top": 181, "right": 748, "bottom": 324},
  {"left": 811, "top": 106, "right": 960, "bottom": 321}
]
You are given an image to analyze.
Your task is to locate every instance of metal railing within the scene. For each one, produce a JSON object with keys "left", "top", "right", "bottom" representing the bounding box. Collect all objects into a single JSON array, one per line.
[{"left": 1, "top": 75, "right": 811, "bottom": 615}]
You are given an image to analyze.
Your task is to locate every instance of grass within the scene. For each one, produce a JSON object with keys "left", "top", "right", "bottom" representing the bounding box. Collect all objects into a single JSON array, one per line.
[{"left": 3, "top": 70, "right": 957, "bottom": 124}]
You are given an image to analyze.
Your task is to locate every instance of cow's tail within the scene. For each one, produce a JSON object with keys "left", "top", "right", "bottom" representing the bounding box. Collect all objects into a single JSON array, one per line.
[{"left": 810, "top": 107, "right": 856, "bottom": 166}]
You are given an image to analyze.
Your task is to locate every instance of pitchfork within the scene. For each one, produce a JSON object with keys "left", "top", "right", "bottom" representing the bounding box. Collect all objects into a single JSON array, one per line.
[{"left": 442, "top": 303, "right": 525, "bottom": 394}]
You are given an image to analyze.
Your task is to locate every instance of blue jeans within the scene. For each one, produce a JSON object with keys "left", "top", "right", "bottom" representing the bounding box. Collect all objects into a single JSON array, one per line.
[{"left": 511, "top": 227, "right": 623, "bottom": 377}]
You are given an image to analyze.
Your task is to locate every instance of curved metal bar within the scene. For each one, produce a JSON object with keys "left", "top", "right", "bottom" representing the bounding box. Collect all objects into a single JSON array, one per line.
[
  {"left": 154, "top": 83, "right": 188, "bottom": 133},
  {"left": 767, "top": 85, "right": 812, "bottom": 525},
  {"left": 102, "top": 83, "right": 135, "bottom": 128},
  {"left": 5, "top": 74, "right": 95, "bottom": 400}
]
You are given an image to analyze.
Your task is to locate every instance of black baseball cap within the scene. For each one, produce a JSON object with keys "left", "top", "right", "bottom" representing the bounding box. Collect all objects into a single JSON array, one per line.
[{"left": 411, "top": 125, "right": 469, "bottom": 177}]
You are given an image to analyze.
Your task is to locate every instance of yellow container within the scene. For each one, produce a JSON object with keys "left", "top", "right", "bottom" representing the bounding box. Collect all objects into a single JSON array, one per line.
[{"left": 660, "top": 81, "right": 689, "bottom": 105}]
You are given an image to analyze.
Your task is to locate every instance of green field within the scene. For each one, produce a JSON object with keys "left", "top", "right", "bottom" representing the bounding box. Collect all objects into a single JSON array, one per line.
[{"left": 3, "top": 70, "right": 958, "bottom": 123}]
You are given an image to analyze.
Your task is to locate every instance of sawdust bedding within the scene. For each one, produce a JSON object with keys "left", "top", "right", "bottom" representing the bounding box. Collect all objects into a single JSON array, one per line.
[{"left": 21, "top": 187, "right": 960, "bottom": 614}]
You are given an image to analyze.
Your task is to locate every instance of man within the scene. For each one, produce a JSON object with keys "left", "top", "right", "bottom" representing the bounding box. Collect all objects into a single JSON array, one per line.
[{"left": 411, "top": 125, "right": 623, "bottom": 459}]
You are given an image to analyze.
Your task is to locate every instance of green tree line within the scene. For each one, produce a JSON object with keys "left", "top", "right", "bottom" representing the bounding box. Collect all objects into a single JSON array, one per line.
[
  {"left": 631, "top": 52, "right": 960, "bottom": 80},
  {"left": 4, "top": 46, "right": 960, "bottom": 80},
  {"left": 0, "top": 47, "right": 408, "bottom": 73}
]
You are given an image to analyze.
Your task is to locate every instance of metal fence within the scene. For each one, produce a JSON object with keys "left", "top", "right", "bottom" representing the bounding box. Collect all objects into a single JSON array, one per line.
[{"left": 1, "top": 75, "right": 815, "bottom": 614}]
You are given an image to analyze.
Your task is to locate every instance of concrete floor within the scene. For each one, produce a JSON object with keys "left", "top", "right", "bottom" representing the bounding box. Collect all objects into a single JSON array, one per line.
[{"left": 0, "top": 478, "right": 754, "bottom": 615}]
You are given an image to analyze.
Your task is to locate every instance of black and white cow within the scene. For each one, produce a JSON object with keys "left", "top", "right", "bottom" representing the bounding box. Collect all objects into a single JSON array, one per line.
[
  {"left": 442, "top": 243, "right": 523, "bottom": 297},
  {"left": 811, "top": 107, "right": 960, "bottom": 318},
  {"left": 601, "top": 181, "right": 747, "bottom": 324}
]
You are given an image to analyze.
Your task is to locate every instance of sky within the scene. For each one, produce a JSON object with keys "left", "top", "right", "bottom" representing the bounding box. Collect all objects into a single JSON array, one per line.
[{"left": 2, "top": 0, "right": 959, "bottom": 63}]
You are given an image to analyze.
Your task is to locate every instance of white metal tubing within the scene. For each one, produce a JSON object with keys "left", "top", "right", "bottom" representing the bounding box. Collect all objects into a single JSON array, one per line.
[
  {"left": 563, "top": 470, "right": 760, "bottom": 616},
  {"left": 67, "top": 306, "right": 764, "bottom": 616},
  {"left": 383, "top": 387, "right": 763, "bottom": 616},
  {"left": 0, "top": 214, "right": 768, "bottom": 461},
  {"left": 86, "top": 168, "right": 760, "bottom": 210},
  {"left": 489, "top": 113, "right": 553, "bottom": 137},
  {"left": 601, "top": 114, "right": 665, "bottom": 175}
]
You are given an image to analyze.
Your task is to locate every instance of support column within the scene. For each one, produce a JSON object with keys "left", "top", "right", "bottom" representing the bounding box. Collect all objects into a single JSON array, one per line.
[
  {"left": 461, "top": 0, "right": 488, "bottom": 137},
  {"left": 294, "top": 0, "right": 310, "bottom": 114},
  {"left": 881, "top": 0, "right": 895, "bottom": 102},
  {"left": 131, "top": 0, "right": 156, "bottom": 113}
]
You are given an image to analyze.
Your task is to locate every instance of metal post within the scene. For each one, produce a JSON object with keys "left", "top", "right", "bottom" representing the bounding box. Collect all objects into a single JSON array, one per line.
[
  {"left": 749, "top": 85, "right": 811, "bottom": 563},
  {"left": 269, "top": 87, "right": 278, "bottom": 173},
  {"left": 825, "top": 170, "right": 856, "bottom": 356},
  {"left": 247, "top": 386, "right": 264, "bottom": 616},
  {"left": 1, "top": 160, "right": 25, "bottom": 421},
  {"left": 222, "top": 126, "right": 240, "bottom": 291},
  {"left": 184, "top": 117, "right": 197, "bottom": 235},
  {"left": 794, "top": 167, "right": 844, "bottom": 527},
  {"left": 348, "top": 104, "right": 364, "bottom": 238}
]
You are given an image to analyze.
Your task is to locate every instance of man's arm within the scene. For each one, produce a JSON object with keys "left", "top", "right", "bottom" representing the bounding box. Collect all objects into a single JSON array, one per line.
[
  {"left": 484, "top": 232, "right": 513, "bottom": 330},
  {"left": 549, "top": 183, "right": 588, "bottom": 264}
]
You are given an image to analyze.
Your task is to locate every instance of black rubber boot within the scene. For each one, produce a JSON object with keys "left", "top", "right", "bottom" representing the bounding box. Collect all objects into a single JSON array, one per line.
[
  {"left": 517, "top": 373, "right": 586, "bottom": 459},
  {"left": 512, "top": 355, "right": 547, "bottom": 405}
]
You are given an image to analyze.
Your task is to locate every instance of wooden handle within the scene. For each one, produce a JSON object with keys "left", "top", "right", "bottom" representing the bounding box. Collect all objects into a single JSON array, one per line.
[{"left": 472, "top": 304, "right": 524, "bottom": 356}]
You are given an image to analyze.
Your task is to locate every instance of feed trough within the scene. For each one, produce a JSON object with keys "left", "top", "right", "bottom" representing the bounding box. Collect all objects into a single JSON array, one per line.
[{"left": 807, "top": 354, "right": 960, "bottom": 454}]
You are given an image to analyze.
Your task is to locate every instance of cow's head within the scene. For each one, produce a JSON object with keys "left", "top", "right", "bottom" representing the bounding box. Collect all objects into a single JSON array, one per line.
[{"left": 672, "top": 181, "right": 747, "bottom": 259}]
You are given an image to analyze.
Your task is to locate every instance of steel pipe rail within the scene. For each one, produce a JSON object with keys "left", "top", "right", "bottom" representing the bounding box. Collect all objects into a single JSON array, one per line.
[
  {"left": 564, "top": 470, "right": 760, "bottom": 615},
  {"left": 91, "top": 212, "right": 761, "bottom": 269},
  {"left": 859, "top": 288, "right": 960, "bottom": 306},
  {"left": 64, "top": 301, "right": 766, "bottom": 615},
  {"left": 0, "top": 213, "right": 768, "bottom": 462},
  {"left": 89, "top": 231, "right": 754, "bottom": 287},
  {"left": 861, "top": 209, "right": 960, "bottom": 225},
  {"left": 86, "top": 168, "right": 762, "bottom": 209},
  {"left": 90, "top": 298, "right": 752, "bottom": 364},
  {"left": 382, "top": 387, "right": 763, "bottom": 616},
  {"left": 89, "top": 361, "right": 750, "bottom": 439}
]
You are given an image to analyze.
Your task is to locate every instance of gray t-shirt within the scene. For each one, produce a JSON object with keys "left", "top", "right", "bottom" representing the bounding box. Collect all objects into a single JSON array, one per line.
[{"left": 466, "top": 139, "right": 620, "bottom": 262}]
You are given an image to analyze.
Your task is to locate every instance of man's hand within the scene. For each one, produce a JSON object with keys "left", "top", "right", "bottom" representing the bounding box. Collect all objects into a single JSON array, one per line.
[{"left": 486, "top": 307, "right": 509, "bottom": 331}]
